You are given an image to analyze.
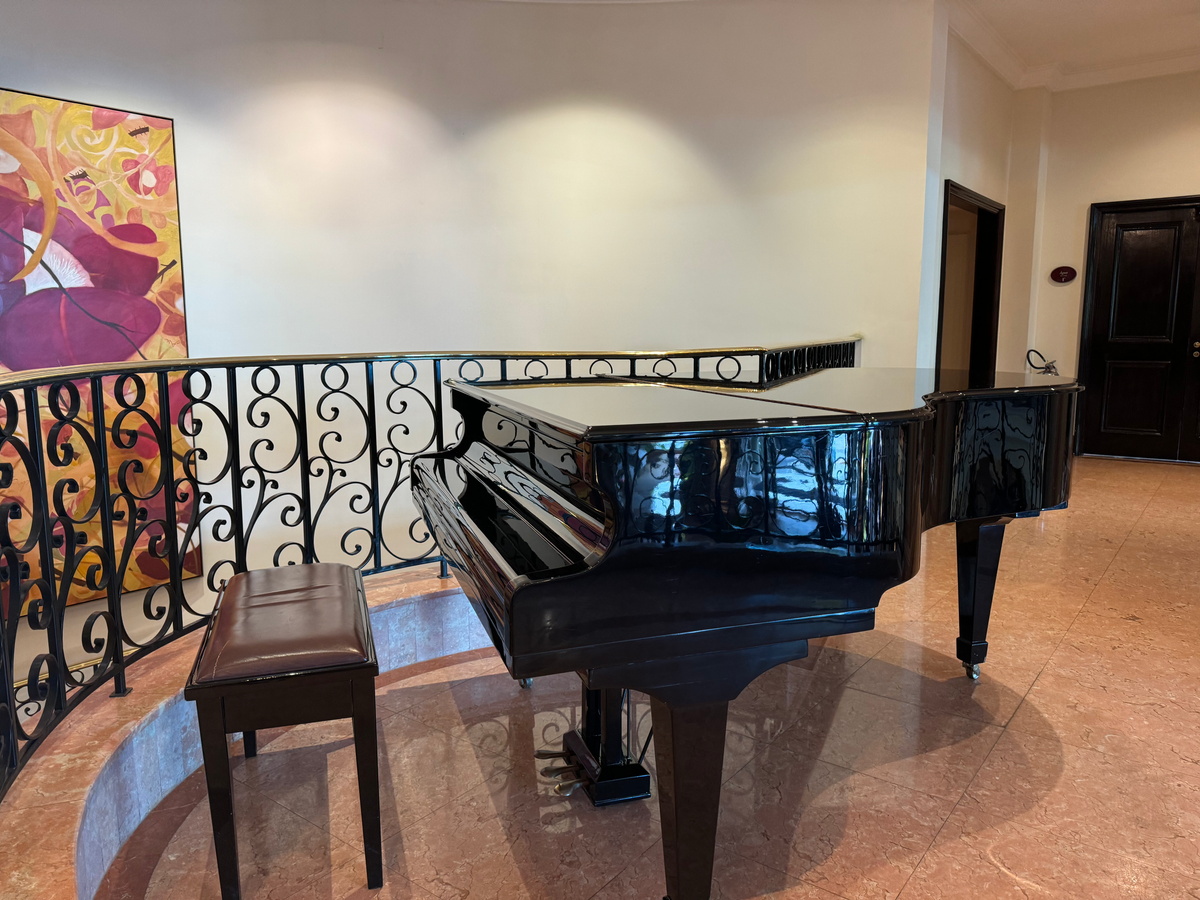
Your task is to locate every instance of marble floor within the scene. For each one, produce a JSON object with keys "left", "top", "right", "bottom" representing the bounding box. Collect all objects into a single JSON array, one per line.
[{"left": 95, "top": 457, "right": 1200, "bottom": 900}]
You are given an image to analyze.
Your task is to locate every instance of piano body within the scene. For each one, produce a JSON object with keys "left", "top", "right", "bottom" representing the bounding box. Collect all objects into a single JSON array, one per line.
[{"left": 411, "top": 366, "right": 1081, "bottom": 900}]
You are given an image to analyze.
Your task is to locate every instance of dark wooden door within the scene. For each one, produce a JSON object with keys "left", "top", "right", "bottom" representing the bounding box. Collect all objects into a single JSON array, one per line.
[{"left": 1079, "top": 201, "right": 1200, "bottom": 460}]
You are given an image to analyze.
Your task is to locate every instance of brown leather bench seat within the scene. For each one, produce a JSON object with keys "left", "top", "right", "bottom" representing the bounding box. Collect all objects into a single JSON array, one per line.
[{"left": 190, "top": 563, "right": 372, "bottom": 685}]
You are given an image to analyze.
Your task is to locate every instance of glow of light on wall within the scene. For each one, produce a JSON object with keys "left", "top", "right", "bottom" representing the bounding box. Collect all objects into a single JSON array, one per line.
[
  {"left": 460, "top": 102, "right": 765, "bottom": 347},
  {"left": 227, "top": 81, "right": 462, "bottom": 227},
  {"left": 183, "top": 80, "right": 924, "bottom": 360},
  {"left": 749, "top": 113, "right": 930, "bottom": 354},
  {"left": 187, "top": 79, "right": 482, "bottom": 339}
]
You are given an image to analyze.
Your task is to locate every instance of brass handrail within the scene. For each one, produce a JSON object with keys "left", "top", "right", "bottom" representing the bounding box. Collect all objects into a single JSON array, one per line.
[{"left": 0, "top": 336, "right": 862, "bottom": 393}]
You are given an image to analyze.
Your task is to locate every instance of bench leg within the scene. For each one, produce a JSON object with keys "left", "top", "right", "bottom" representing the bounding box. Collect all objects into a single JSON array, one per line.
[
  {"left": 352, "top": 675, "right": 384, "bottom": 889},
  {"left": 197, "top": 698, "right": 241, "bottom": 900},
  {"left": 243, "top": 730, "right": 257, "bottom": 758}
]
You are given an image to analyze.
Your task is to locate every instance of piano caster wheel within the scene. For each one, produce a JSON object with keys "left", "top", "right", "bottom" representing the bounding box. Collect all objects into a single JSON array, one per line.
[
  {"left": 965, "top": 663, "right": 981, "bottom": 680},
  {"left": 519, "top": 677, "right": 533, "bottom": 689}
]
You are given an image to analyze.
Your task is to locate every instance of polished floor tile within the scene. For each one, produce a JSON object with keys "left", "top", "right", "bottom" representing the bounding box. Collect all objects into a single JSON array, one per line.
[
  {"left": 398, "top": 670, "right": 583, "bottom": 758},
  {"left": 593, "top": 841, "right": 845, "bottom": 900},
  {"left": 241, "top": 713, "right": 512, "bottom": 847},
  {"left": 383, "top": 764, "right": 661, "bottom": 899},
  {"left": 898, "top": 807, "right": 1199, "bottom": 899},
  {"left": 961, "top": 729, "right": 1200, "bottom": 877},
  {"left": 717, "top": 754, "right": 956, "bottom": 900},
  {"left": 94, "top": 457, "right": 1200, "bottom": 900},
  {"left": 776, "top": 688, "right": 1003, "bottom": 800},
  {"left": 143, "top": 779, "right": 363, "bottom": 900},
  {"left": 846, "top": 638, "right": 1039, "bottom": 727},
  {"left": 1007, "top": 668, "right": 1200, "bottom": 776}
]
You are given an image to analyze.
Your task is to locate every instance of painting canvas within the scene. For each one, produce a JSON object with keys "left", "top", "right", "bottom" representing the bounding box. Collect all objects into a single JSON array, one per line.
[{"left": 0, "top": 88, "right": 198, "bottom": 604}]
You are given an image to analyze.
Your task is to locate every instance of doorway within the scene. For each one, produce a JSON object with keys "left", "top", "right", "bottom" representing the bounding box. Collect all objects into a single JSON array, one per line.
[
  {"left": 1078, "top": 196, "right": 1200, "bottom": 462},
  {"left": 936, "top": 181, "right": 1005, "bottom": 391}
]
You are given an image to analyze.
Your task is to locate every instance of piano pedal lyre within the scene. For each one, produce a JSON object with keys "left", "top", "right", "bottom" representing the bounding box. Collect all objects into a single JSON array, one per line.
[{"left": 543, "top": 686, "right": 653, "bottom": 807}]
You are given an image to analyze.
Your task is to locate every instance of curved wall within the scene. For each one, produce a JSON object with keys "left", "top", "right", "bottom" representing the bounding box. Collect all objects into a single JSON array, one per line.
[{"left": 0, "top": 0, "right": 942, "bottom": 367}]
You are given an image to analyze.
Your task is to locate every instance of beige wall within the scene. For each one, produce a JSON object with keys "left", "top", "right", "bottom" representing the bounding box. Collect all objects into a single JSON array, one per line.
[
  {"left": 1036, "top": 68, "right": 1200, "bottom": 376},
  {"left": 0, "top": 0, "right": 942, "bottom": 366},
  {"left": 23, "top": 0, "right": 1200, "bottom": 380},
  {"left": 997, "top": 87, "right": 1051, "bottom": 373},
  {"left": 940, "top": 33, "right": 1014, "bottom": 205},
  {"left": 938, "top": 31, "right": 1031, "bottom": 372}
]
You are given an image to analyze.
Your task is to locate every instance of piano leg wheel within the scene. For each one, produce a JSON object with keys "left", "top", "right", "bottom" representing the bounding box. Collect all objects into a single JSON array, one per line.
[
  {"left": 965, "top": 663, "right": 981, "bottom": 680},
  {"left": 519, "top": 678, "right": 533, "bottom": 689}
]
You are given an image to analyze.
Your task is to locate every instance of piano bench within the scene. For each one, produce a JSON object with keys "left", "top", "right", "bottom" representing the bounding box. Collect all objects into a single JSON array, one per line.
[{"left": 184, "top": 563, "right": 382, "bottom": 900}]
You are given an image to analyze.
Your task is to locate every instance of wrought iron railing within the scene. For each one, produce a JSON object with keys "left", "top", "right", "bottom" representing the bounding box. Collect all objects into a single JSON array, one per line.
[{"left": 0, "top": 337, "right": 857, "bottom": 798}]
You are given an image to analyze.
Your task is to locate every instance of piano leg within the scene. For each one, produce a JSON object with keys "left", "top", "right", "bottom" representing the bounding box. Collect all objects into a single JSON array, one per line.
[
  {"left": 585, "top": 639, "right": 809, "bottom": 898},
  {"left": 955, "top": 517, "right": 1008, "bottom": 679},
  {"left": 650, "top": 697, "right": 729, "bottom": 900}
]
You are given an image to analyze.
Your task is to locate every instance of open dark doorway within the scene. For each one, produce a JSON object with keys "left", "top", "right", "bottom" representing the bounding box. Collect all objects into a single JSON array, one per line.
[
  {"left": 936, "top": 181, "right": 1005, "bottom": 390},
  {"left": 1078, "top": 196, "right": 1200, "bottom": 462}
]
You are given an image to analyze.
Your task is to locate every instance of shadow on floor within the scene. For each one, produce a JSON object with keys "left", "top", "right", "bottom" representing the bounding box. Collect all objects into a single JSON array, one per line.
[{"left": 95, "top": 642, "right": 1063, "bottom": 900}]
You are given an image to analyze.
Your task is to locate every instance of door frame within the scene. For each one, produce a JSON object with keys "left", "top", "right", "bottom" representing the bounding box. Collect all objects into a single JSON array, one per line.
[{"left": 935, "top": 181, "right": 1005, "bottom": 390}]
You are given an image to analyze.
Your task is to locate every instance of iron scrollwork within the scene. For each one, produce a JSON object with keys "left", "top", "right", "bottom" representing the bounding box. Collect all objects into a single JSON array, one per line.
[{"left": 0, "top": 339, "right": 858, "bottom": 798}]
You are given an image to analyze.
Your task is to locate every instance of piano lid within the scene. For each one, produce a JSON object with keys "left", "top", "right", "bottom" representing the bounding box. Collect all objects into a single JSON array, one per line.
[{"left": 451, "top": 367, "right": 1078, "bottom": 441}]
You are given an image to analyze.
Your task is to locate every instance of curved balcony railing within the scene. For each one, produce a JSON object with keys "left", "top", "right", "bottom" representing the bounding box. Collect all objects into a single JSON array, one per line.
[{"left": 0, "top": 337, "right": 858, "bottom": 799}]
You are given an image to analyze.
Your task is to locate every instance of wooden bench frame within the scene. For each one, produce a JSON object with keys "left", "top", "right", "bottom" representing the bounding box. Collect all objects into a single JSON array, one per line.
[{"left": 184, "top": 568, "right": 382, "bottom": 900}]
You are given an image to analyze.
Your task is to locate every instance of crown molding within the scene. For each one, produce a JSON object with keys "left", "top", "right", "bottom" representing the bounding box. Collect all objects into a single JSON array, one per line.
[
  {"left": 946, "top": 0, "right": 1026, "bottom": 87},
  {"left": 1047, "top": 49, "right": 1200, "bottom": 91},
  {"left": 948, "top": 0, "right": 1200, "bottom": 93},
  {"left": 1018, "top": 63, "right": 1062, "bottom": 91}
]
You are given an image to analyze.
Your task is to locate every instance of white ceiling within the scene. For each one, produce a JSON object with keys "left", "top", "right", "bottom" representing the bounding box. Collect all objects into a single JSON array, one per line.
[{"left": 951, "top": 0, "right": 1200, "bottom": 91}]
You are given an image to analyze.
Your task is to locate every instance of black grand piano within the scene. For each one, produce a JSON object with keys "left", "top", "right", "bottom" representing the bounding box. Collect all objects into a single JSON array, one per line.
[{"left": 411, "top": 365, "right": 1080, "bottom": 900}]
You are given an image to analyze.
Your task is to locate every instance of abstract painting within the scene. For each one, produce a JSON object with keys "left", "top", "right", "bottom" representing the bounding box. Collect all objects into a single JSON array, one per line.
[{"left": 0, "top": 88, "right": 198, "bottom": 603}]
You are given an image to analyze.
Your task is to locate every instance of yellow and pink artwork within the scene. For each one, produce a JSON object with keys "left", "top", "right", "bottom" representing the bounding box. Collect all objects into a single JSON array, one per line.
[{"left": 0, "top": 87, "right": 198, "bottom": 603}]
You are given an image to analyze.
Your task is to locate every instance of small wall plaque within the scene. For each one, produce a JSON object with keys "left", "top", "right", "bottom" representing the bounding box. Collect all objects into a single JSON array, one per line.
[{"left": 1050, "top": 266, "right": 1077, "bottom": 284}]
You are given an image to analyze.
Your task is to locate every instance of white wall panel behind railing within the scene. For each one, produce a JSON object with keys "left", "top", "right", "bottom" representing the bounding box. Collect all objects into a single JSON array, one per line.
[{"left": 0, "top": 0, "right": 941, "bottom": 366}]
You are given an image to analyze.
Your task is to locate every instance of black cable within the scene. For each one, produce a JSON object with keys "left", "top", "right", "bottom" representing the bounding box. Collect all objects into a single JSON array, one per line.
[{"left": 1026, "top": 349, "right": 1059, "bottom": 376}]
